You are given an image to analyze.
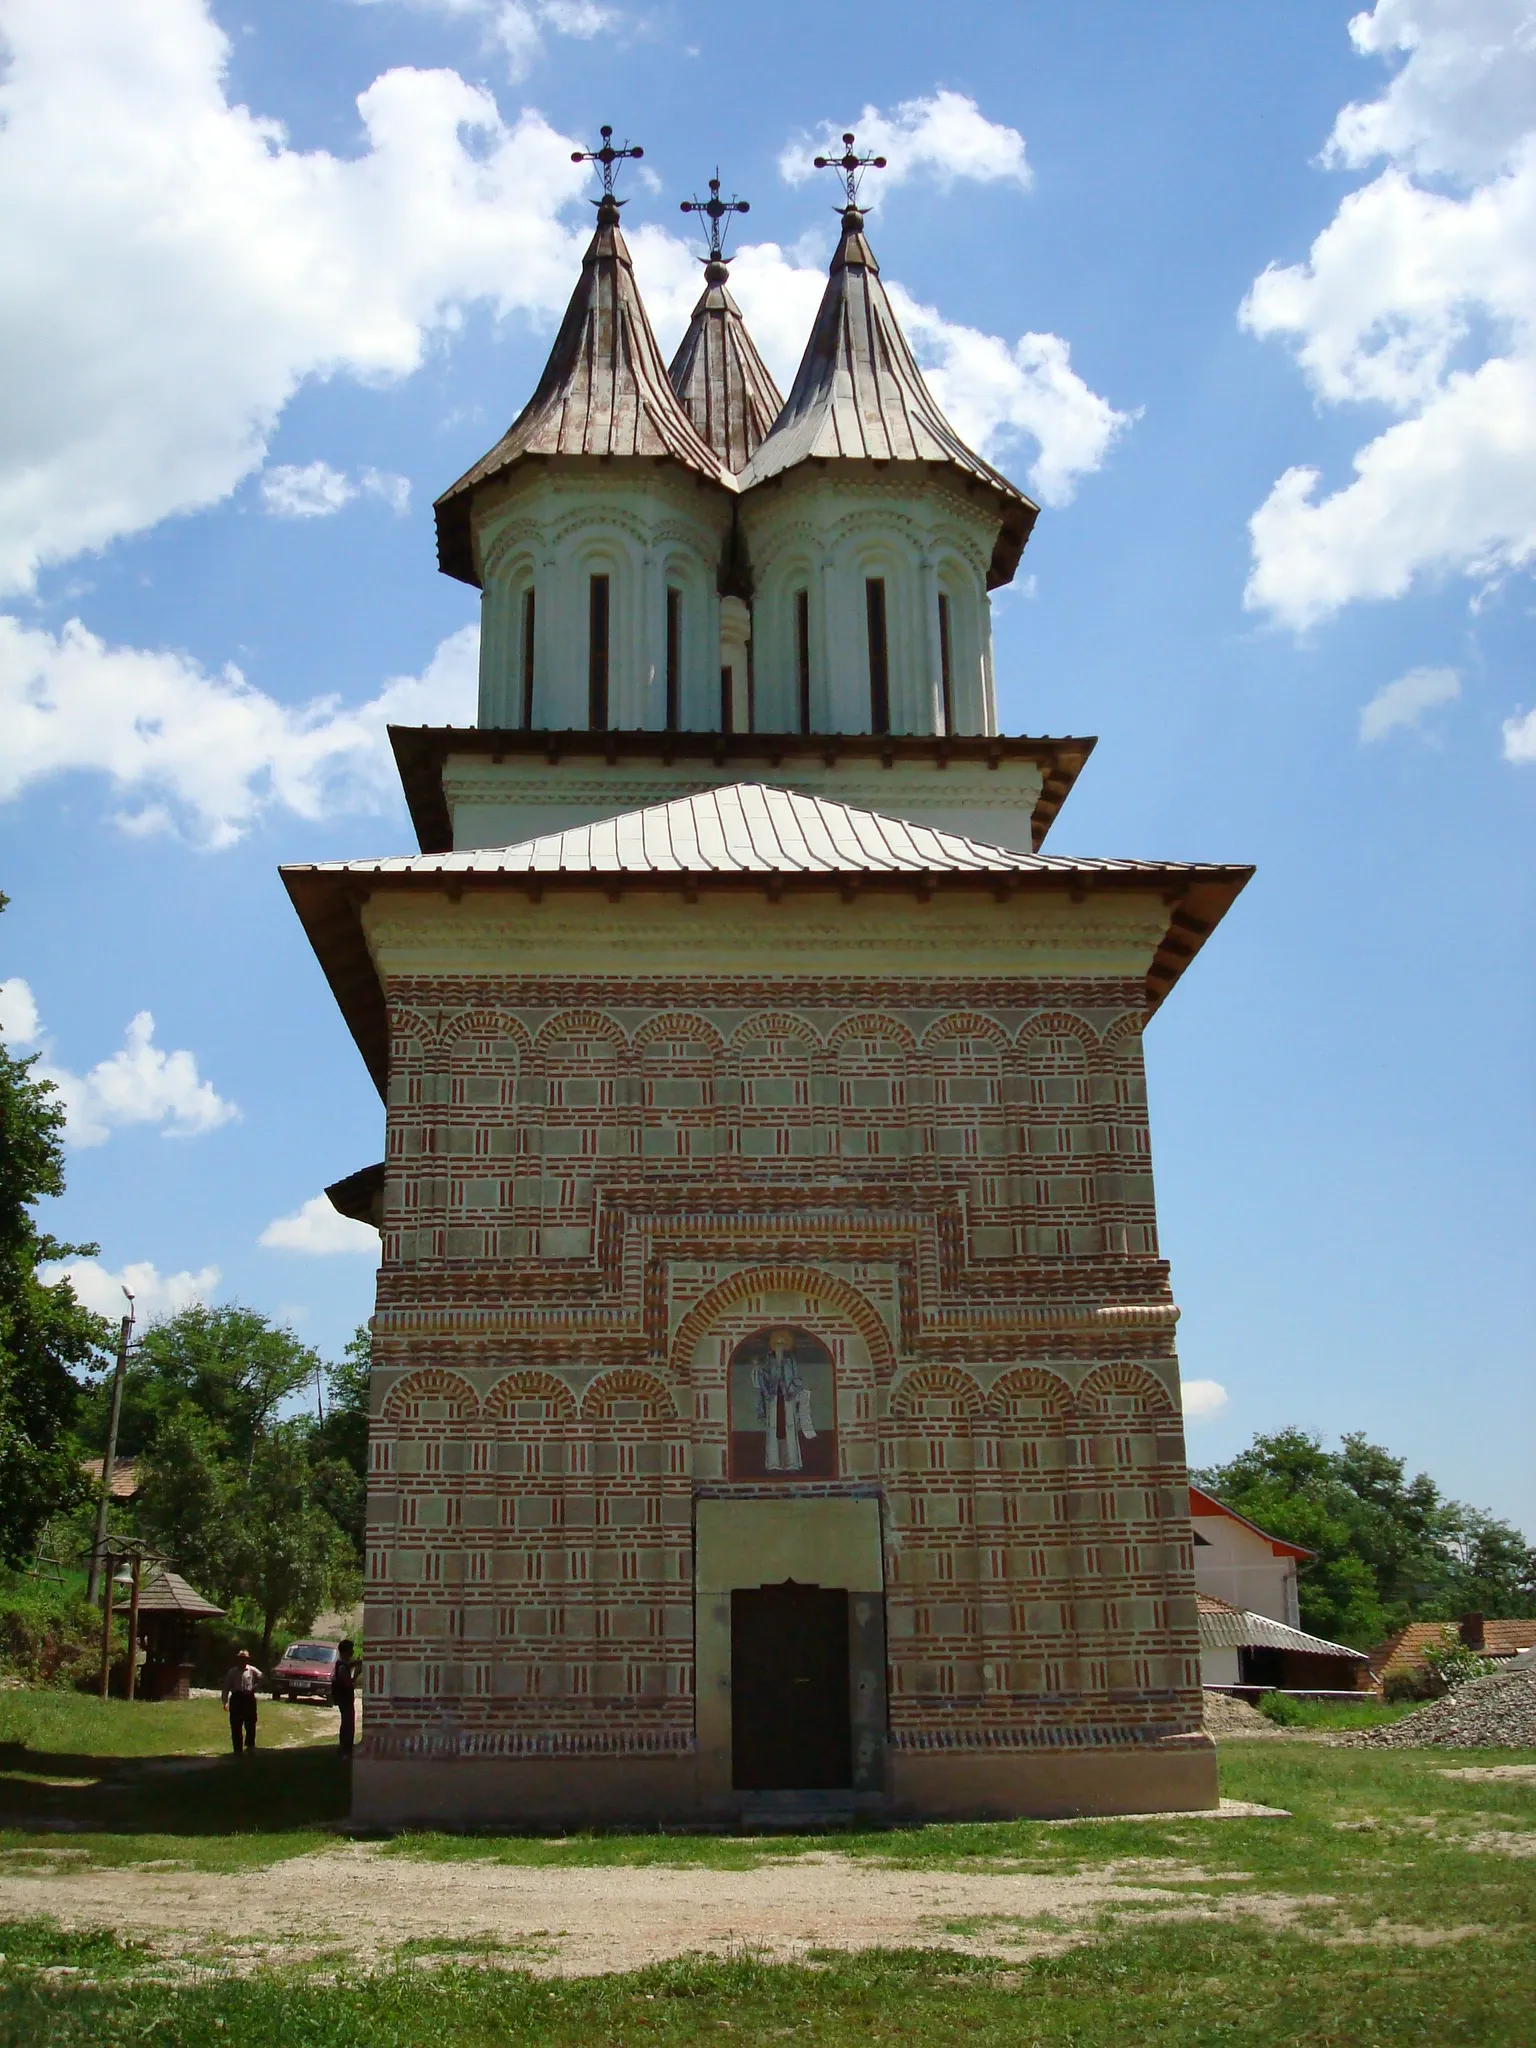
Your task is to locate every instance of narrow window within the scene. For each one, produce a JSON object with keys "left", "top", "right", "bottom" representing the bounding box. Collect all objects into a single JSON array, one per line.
[
  {"left": 795, "top": 589, "right": 811, "bottom": 734},
  {"left": 865, "top": 577, "right": 889, "bottom": 735},
  {"left": 720, "top": 665, "right": 734, "bottom": 734},
  {"left": 588, "top": 573, "right": 610, "bottom": 730},
  {"left": 937, "top": 591, "right": 954, "bottom": 737},
  {"left": 665, "top": 586, "right": 681, "bottom": 731},
  {"left": 519, "top": 588, "right": 536, "bottom": 730},
  {"left": 745, "top": 636, "right": 756, "bottom": 735}
]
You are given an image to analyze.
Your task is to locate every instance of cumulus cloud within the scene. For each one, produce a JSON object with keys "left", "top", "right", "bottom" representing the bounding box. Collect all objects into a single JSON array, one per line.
[
  {"left": 259, "top": 462, "right": 411, "bottom": 519},
  {"left": 1501, "top": 705, "right": 1536, "bottom": 763},
  {"left": 41, "top": 1256, "right": 220, "bottom": 1322},
  {"left": 347, "top": 0, "right": 615, "bottom": 82},
  {"left": 260, "top": 1194, "right": 380, "bottom": 1256},
  {"left": 781, "top": 91, "right": 1031, "bottom": 191},
  {"left": 1242, "top": 0, "right": 1536, "bottom": 630},
  {"left": 0, "top": 616, "right": 478, "bottom": 847},
  {"left": 0, "top": 0, "right": 594, "bottom": 595},
  {"left": 1181, "top": 1379, "right": 1229, "bottom": 1422},
  {"left": 1359, "top": 663, "right": 1461, "bottom": 741},
  {"left": 0, "top": 989, "right": 238, "bottom": 1146}
]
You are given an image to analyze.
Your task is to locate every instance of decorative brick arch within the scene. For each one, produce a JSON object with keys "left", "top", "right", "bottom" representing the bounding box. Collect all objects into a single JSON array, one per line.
[
  {"left": 632, "top": 1011, "right": 725, "bottom": 1055},
  {"left": 668, "top": 1265, "right": 895, "bottom": 1382},
  {"left": 1016, "top": 1011, "right": 1100, "bottom": 1056},
  {"left": 1075, "top": 1361, "right": 1175, "bottom": 1417},
  {"left": 439, "top": 1009, "right": 533, "bottom": 1060},
  {"left": 580, "top": 1367, "right": 679, "bottom": 1420},
  {"left": 531, "top": 1009, "right": 628, "bottom": 1058},
  {"left": 921, "top": 1012, "right": 1010, "bottom": 1053},
  {"left": 987, "top": 1366, "right": 1072, "bottom": 1420},
  {"left": 729, "top": 1012, "right": 823, "bottom": 1052},
  {"left": 379, "top": 1367, "right": 479, "bottom": 1422},
  {"left": 1098, "top": 1011, "right": 1146, "bottom": 1057},
  {"left": 482, "top": 1369, "right": 578, "bottom": 1421},
  {"left": 890, "top": 1364, "right": 985, "bottom": 1418},
  {"left": 827, "top": 1012, "right": 917, "bottom": 1053}
]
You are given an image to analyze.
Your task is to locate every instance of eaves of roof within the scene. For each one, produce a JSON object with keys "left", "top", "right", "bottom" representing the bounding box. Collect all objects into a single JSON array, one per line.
[
  {"left": 390, "top": 725, "right": 1097, "bottom": 859},
  {"left": 282, "top": 782, "right": 1252, "bottom": 1099},
  {"left": 1198, "top": 1606, "right": 1369, "bottom": 1660},
  {"left": 1189, "top": 1483, "right": 1315, "bottom": 1561}
]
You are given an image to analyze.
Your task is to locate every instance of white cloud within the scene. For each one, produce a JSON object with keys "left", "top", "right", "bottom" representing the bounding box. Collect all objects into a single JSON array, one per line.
[
  {"left": 41, "top": 1256, "right": 220, "bottom": 1322},
  {"left": 1359, "top": 663, "right": 1461, "bottom": 740},
  {"left": 0, "top": 0, "right": 594, "bottom": 595},
  {"left": 259, "top": 462, "right": 411, "bottom": 519},
  {"left": 1181, "top": 1379, "right": 1229, "bottom": 1422},
  {"left": 1502, "top": 704, "right": 1536, "bottom": 762},
  {"left": 347, "top": 0, "right": 615, "bottom": 82},
  {"left": 261, "top": 462, "right": 356, "bottom": 519},
  {"left": 1242, "top": 1, "right": 1536, "bottom": 629},
  {"left": 260, "top": 1194, "right": 380, "bottom": 1256},
  {"left": 781, "top": 91, "right": 1031, "bottom": 191},
  {"left": 40, "top": 1010, "right": 237, "bottom": 1148},
  {"left": 0, "top": 616, "right": 478, "bottom": 847},
  {"left": 0, "top": 975, "right": 42, "bottom": 1046}
]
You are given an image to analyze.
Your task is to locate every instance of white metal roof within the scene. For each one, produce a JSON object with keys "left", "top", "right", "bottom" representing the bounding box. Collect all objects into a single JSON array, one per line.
[
  {"left": 286, "top": 782, "right": 1231, "bottom": 883},
  {"left": 1198, "top": 1603, "right": 1368, "bottom": 1660}
]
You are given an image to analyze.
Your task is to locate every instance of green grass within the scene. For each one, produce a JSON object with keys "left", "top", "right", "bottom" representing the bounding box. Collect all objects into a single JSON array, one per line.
[
  {"left": 1256, "top": 1695, "right": 1418, "bottom": 1731},
  {"left": 0, "top": 1687, "right": 348, "bottom": 1871},
  {"left": 2, "top": 1927, "right": 1532, "bottom": 2045}
]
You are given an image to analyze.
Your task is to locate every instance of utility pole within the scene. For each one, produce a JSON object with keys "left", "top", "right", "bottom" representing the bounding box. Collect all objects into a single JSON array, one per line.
[{"left": 86, "top": 1289, "right": 134, "bottom": 1607}]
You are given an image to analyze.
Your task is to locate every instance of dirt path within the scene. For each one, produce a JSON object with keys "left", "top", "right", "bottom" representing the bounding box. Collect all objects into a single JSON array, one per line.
[{"left": 0, "top": 1840, "right": 1303, "bottom": 1975}]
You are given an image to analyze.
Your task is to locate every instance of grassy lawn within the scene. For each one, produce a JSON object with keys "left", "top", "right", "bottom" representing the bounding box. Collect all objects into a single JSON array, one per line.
[{"left": 0, "top": 1688, "right": 1531, "bottom": 2043}]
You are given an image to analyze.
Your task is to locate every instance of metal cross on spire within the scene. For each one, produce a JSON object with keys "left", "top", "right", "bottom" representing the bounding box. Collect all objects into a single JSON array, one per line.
[
  {"left": 813, "top": 130, "right": 887, "bottom": 209},
  {"left": 571, "top": 124, "right": 644, "bottom": 204},
  {"left": 679, "top": 173, "right": 750, "bottom": 267}
]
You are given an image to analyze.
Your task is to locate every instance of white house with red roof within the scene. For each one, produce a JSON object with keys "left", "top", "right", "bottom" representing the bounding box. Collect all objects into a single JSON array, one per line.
[{"left": 1189, "top": 1485, "right": 1310, "bottom": 1629}]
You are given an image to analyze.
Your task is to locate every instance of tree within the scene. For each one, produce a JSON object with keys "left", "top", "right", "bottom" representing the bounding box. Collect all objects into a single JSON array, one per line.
[
  {"left": 228, "top": 1425, "right": 358, "bottom": 1666},
  {"left": 311, "top": 1324, "right": 370, "bottom": 1561},
  {"left": 1193, "top": 1427, "right": 1536, "bottom": 1647},
  {"left": 0, "top": 894, "right": 111, "bottom": 1563}
]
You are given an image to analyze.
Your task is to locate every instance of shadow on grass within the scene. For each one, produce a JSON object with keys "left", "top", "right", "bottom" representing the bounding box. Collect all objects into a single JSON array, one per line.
[{"left": 0, "top": 1740, "right": 352, "bottom": 1840}]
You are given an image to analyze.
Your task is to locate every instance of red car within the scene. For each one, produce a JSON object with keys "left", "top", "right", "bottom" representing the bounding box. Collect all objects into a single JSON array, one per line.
[{"left": 269, "top": 1640, "right": 340, "bottom": 1701}]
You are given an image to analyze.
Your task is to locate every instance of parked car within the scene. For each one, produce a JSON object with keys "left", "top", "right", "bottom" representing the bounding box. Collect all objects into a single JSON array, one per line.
[{"left": 270, "top": 1640, "right": 340, "bottom": 1701}]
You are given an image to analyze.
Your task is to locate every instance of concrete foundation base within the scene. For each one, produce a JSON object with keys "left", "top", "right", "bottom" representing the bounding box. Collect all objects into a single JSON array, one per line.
[{"left": 351, "top": 1734, "right": 1218, "bottom": 1832}]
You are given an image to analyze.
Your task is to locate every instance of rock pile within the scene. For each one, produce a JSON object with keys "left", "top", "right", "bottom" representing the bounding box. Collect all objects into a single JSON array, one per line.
[
  {"left": 1343, "top": 1661, "right": 1536, "bottom": 1749},
  {"left": 1202, "top": 1690, "right": 1277, "bottom": 1737}
]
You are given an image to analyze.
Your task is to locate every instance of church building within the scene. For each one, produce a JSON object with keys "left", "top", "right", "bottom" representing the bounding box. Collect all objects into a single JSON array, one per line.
[{"left": 283, "top": 130, "right": 1251, "bottom": 1827}]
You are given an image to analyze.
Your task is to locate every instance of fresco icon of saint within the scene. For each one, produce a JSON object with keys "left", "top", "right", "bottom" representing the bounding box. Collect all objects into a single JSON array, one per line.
[{"left": 728, "top": 1326, "right": 837, "bottom": 1480}]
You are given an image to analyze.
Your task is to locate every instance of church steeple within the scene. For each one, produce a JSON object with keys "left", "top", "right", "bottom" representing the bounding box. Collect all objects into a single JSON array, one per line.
[
  {"left": 667, "top": 174, "right": 784, "bottom": 475},
  {"left": 740, "top": 135, "right": 1036, "bottom": 590},
  {"left": 435, "top": 128, "right": 726, "bottom": 590}
]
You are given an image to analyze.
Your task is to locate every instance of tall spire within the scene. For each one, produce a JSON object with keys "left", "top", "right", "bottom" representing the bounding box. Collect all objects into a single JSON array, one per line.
[
  {"left": 739, "top": 132, "right": 1037, "bottom": 588},
  {"left": 667, "top": 172, "right": 784, "bottom": 474},
  {"left": 435, "top": 124, "right": 726, "bottom": 587}
]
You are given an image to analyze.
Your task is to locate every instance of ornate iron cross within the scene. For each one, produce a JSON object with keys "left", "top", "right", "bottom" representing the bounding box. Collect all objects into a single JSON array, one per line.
[
  {"left": 813, "top": 130, "right": 887, "bottom": 207},
  {"left": 679, "top": 173, "right": 750, "bottom": 264},
  {"left": 571, "top": 124, "right": 644, "bottom": 202}
]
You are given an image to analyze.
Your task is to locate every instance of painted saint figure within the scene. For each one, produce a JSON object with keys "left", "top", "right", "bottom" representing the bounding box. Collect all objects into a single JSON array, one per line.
[{"left": 752, "top": 1326, "right": 818, "bottom": 1472}]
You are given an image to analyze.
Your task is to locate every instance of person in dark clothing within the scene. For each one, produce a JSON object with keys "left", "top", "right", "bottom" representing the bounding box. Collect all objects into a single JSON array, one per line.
[
  {"left": 331, "top": 1638, "right": 360, "bottom": 1756},
  {"left": 220, "top": 1649, "right": 262, "bottom": 1752}
]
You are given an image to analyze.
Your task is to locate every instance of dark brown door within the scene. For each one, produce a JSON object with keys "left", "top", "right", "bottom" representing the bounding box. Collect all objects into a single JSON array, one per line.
[{"left": 731, "top": 1581, "right": 852, "bottom": 1791}]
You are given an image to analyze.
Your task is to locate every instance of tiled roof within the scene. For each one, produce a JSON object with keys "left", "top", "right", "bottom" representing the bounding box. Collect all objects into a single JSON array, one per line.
[
  {"left": 1372, "top": 1619, "right": 1536, "bottom": 1676},
  {"left": 1198, "top": 1604, "right": 1368, "bottom": 1660},
  {"left": 81, "top": 1456, "right": 139, "bottom": 1499},
  {"left": 283, "top": 782, "right": 1246, "bottom": 884},
  {"left": 435, "top": 201, "right": 727, "bottom": 585},
  {"left": 739, "top": 206, "right": 1037, "bottom": 587},
  {"left": 135, "top": 1570, "right": 225, "bottom": 1618},
  {"left": 1189, "top": 1483, "right": 1314, "bottom": 1560},
  {"left": 668, "top": 269, "right": 784, "bottom": 474}
]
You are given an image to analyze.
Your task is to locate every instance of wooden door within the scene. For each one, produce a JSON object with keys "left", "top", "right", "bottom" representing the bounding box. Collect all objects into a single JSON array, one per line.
[{"left": 731, "top": 1581, "right": 852, "bottom": 1791}]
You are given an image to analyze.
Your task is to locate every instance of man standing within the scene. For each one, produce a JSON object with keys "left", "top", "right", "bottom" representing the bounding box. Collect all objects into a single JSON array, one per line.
[
  {"left": 219, "top": 1648, "right": 262, "bottom": 1753},
  {"left": 330, "top": 1638, "right": 360, "bottom": 1757}
]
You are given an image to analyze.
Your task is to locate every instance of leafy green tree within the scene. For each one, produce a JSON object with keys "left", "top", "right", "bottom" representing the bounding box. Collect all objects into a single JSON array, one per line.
[
  {"left": 311, "top": 1324, "right": 370, "bottom": 1561},
  {"left": 0, "top": 895, "right": 111, "bottom": 1563},
  {"left": 228, "top": 1424, "right": 358, "bottom": 1666},
  {"left": 134, "top": 1410, "right": 237, "bottom": 1594}
]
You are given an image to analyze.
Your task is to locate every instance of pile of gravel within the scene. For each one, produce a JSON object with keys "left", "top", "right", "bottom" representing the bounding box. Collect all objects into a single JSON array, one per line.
[
  {"left": 1342, "top": 1661, "right": 1536, "bottom": 1749},
  {"left": 1202, "top": 1690, "right": 1278, "bottom": 1737}
]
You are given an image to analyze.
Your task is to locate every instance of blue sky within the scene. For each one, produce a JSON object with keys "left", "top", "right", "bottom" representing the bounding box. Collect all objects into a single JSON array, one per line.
[{"left": 0, "top": 0, "right": 1530, "bottom": 1531}]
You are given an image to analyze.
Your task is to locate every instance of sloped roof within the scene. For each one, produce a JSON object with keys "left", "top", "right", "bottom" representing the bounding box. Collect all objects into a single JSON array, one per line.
[
  {"left": 435, "top": 199, "right": 727, "bottom": 585},
  {"left": 668, "top": 265, "right": 784, "bottom": 474},
  {"left": 1189, "top": 1484, "right": 1314, "bottom": 1561},
  {"left": 281, "top": 783, "right": 1252, "bottom": 1097},
  {"left": 135, "top": 1570, "right": 224, "bottom": 1618},
  {"left": 1198, "top": 1602, "right": 1368, "bottom": 1661},
  {"left": 81, "top": 1456, "right": 139, "bottom": 1500},
  {"left": 1372, "top": 1619, "right": 1536, "bottom": 1677},
  {"left": 739, "top": 205, "right": 1038, "bottom": 587}
]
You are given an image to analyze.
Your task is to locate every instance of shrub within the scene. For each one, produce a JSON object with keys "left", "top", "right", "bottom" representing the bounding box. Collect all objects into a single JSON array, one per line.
[
  {"left": 0, "top": 1574, "right": 115, "bottom": 1688},
  {"left": 1257, "top": 1689, "right": 1306, "bottom": 1725}
]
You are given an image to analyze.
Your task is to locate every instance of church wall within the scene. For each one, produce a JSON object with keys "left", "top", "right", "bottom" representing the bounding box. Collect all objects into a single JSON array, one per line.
[{"left": 354, "top": 913, "right": 1210, "bottom": 1811}]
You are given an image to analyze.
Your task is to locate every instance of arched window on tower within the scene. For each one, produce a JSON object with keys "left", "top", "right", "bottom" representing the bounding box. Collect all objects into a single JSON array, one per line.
[
  {"left": 588, "top": 573, "right": 610, "bottom": 730},
  {"left": 936, "top": 591, "right": 954, "bottom": 738},
  {"left": 795, "top": 589, "right": 812, "bottom": 734},
  {"left": 865, "top": 578, "right": 890, "bottom": 735},
  {"left": 665, "top": 585, "right": 682, "bottom": 732},
  {"left": 519, "top": 587, "right": 537, "bottom": 729}
]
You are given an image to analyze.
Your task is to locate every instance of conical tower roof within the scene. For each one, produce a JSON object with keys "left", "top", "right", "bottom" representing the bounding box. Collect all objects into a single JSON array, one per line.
[
  {"left": 435, "top": 198, "right": 728, "bottom": 586},
  {"left": 740, "top": 206, "right": 1038, "bottom": 587},
  {"left": 667, "top": 260, "right": 784, "bottom": 474}
]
